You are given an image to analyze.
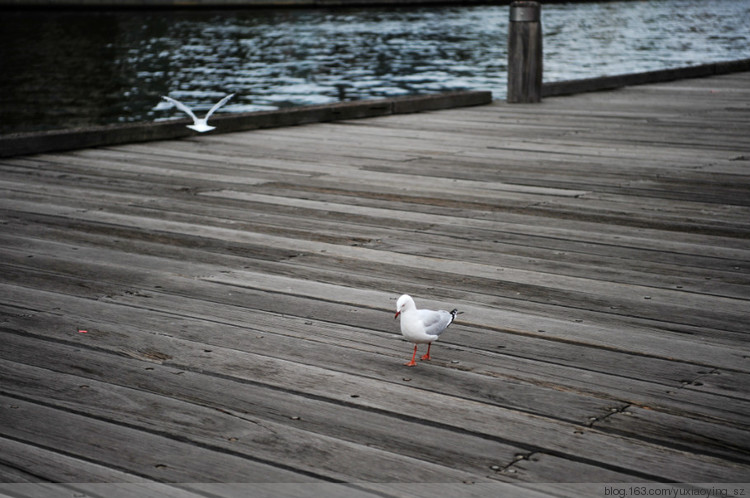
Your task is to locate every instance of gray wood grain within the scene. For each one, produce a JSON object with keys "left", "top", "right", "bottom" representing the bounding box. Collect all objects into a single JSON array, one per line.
[{"left": 1, "top": 71, "right": 749, "bottom": 486}]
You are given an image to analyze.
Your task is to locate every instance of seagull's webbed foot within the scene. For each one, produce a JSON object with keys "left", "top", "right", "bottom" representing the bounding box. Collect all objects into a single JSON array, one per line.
[
  {"left": 420, "top": 343, "right": 433, "bottom": 361},
  {"left": 404, "top": 344, "right": 418, "bottom": 367}
]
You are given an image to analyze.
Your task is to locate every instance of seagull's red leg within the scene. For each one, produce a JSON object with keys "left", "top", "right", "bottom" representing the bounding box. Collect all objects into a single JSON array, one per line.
[
  {"left": 404, "top": 344, "right": 418, "bottom": 367},
  {"left": 420, "top": 343, "right": 432, "bottom": 361}
]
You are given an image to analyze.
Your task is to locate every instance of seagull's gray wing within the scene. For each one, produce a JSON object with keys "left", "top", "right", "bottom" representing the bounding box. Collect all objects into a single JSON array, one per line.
[
  {"left": 204, "top": 93, "right": 234, "bottom": 120},
  {"left": 417, "top": 309, "right": 454, "bottom": 337},
  {"left": 162, "top": 96, "right": 199, "bottom": 122}
]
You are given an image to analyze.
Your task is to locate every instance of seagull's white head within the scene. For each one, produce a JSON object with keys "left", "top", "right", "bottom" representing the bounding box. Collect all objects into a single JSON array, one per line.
[{"left": 394, "top": 294, "right": 415, "bottom": 319}]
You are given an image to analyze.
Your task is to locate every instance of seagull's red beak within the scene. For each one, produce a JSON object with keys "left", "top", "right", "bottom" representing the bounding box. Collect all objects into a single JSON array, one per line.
[{"left": 394, "top": 311, "right": 400, "bottom": 319}]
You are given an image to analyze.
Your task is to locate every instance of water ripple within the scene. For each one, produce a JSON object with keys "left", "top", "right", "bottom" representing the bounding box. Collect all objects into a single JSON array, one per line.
[{"left": 0, "top": 0, "right": 748, "bottom": 134}]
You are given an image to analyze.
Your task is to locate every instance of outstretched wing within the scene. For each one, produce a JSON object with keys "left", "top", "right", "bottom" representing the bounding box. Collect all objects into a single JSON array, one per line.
[
  {"left": 162, "top": 96, "right": 199, "bottom": 122},
  {"left": 205, "top": 93, "right": 234, "bottom": 120}
]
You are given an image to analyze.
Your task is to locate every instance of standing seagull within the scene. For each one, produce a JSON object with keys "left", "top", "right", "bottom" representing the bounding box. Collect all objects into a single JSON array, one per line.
[
  {"left": 161, "top": 93, "right": 234, "bottom": 132},
  {"left": 394, "top": 294, "right": 458, "bottom": 367}
]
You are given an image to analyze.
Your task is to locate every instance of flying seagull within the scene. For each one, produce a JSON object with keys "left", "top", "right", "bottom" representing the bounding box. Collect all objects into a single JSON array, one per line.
[
  {"left": 394, "top": 294, "right": 458, "bottom": 367},
  {"left": 161, "top": 93, "right": 234, "bottom": 132}
]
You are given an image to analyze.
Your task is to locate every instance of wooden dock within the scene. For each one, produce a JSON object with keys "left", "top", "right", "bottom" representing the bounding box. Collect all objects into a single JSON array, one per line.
[{"left": 1, "top": 71, "right": 749, "bottom": 496}]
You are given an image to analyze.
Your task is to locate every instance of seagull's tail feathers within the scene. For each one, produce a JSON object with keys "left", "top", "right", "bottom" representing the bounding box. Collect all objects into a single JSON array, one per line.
[{"left": 449, "top": 309, "right": 459, "bottom": 324}]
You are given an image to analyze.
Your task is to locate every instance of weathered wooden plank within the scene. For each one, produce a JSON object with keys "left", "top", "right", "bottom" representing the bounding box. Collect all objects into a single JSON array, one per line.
[
  {"left": 498, "top": 451, "right": 653, "bottom": 484},
  {"left": 3, "top": 273, "right": 749, "bottom": 441},
  {"left": 1, "top": 266, "right": 744, "bottom": 438},
  {"left": 0, "top": 395, "right": 324, "bottom": 483},
  {"left": 0, "top": 229, "right": 737, "bottom": 394},
  {"left": 4, "top": 193, "right": 748, "bottom": 329},
  {"left": 1, "top": 154, "right": 276, "bottom": 192},
  {"left": 2, "top": 258, "right": 748, "bottom": 426},
  {"left": 0, "top": 331, "right": 614, "bottom": 487},
  {"left": 355, "top": 483, "right": 561, "bottom": 498},
  {"left": 212, "top": 114, "right": 749, "bottom": 157},
  {"left": 196, "top": 190, "right": 750, "bottom": 273},
  {"left": 344, "top": 127, "right": 749, "bottom": 171},
  {"left": 595, "top": 406, "right": 750, "bottom": 464},
  {"left": 5, "top": 171, "right": 749, "bottom": 266},
  {"left": 2, "top": 322, "right": 747, "bottom": 482},
  {"left": 0, "top": 437, "right": 155, "bottom": 483},
  {"left": 206, "top": 268, "right": 750, "bottom": 348},
  {"left": 2, "top": 186, "right": 747, "bottom": 305},
  {"left": 1, "top": 70, "right": 749, "bottom": 486},
  {"left": 1, "top": 227, "right": 746, "bottom": 381},
  {"left": 0, "top": 358, "right": 492, "bottom": 483},
  {"left": 11, "top": 126, "right": 750, "bottom": 226},
  {"left": 2, "top": 221, "right": 746, "bottom": 342},
  {"left": 1, "top": 214, "right": 747, "bottom": 369},
  {"left": 0, "top": 286, "right": 631, "bottom": 430},
  {"left": 0, "top": 331, "right": 594, "bottom": 489},
  {"left": 42, "top": 145, "right": 595, "bottom": 202}
]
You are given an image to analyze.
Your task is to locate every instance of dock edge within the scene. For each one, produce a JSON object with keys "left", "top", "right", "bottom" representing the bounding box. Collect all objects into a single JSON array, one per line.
[{"left": 0, "top": 90, "right": 492, "bottom": 158}]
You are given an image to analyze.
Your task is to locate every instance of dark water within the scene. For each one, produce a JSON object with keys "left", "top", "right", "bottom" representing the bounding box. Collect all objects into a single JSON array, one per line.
[{"left": 0, "top": 0, "right": 748, "bottom": 135}]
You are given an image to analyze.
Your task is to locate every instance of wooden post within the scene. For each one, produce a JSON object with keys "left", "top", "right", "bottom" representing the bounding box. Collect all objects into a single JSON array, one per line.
[{"left": 507, "top": 1, "right": 542, "bottom": 103}]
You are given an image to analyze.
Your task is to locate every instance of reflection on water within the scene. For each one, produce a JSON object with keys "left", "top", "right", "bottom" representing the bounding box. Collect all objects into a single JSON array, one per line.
[{"left": 0, "top": 0, "right": 748, "bottom": 135}]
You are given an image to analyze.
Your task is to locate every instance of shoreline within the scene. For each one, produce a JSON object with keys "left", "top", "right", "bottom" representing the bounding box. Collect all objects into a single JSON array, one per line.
[
  {"left": 0, "top": 91, "right": 492, "bottom": 158},
  {"left": 2, "top": 59, "right": 749, "bottom": 158}
]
